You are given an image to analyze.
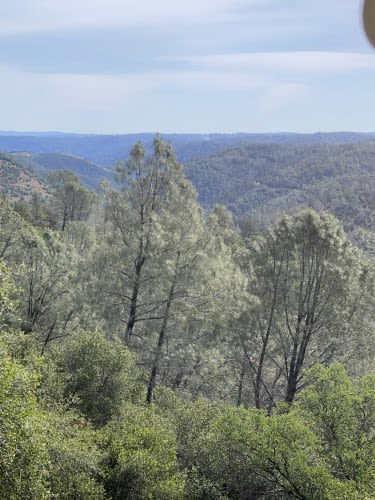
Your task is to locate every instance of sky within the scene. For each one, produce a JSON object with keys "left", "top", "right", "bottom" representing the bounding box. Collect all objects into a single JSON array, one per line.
[{"left": 0, "top": 0, "right": 374, "bottom": 134}]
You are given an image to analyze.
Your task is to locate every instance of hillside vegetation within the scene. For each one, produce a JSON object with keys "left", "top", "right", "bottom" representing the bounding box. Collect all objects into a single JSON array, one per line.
[
  {"left": 11, "top": 151, "right": 113, "bottom": 189},
  {"left": 185, "top": 141, "right": 375, "bottom": 233},
  {"left": 3, "top": 136, "right": 375, "bottom": 239},
  {"left": 1, "top": 138, "right": 375, "bottom": 498},
  {"left": 0, "top": 153, "right": 48, "bottom": 201}
]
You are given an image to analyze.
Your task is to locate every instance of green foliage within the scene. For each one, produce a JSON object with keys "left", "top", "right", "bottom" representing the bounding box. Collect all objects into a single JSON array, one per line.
[
  {"left": 0, "top": 260, "right": 19, "bottom": 328},
  {"left": 177, "top": 401, "right": 363, "bottom": 499},
  {"left": 101, "top": 403, "right": 185, "bottom": 499},
  {"left": 0, "top": 197, "right": 36, "bottom": 264},
  {"left": 0, "top": 334, "right": 108, "bottom": 499},
  {"left": 63, "top": 220, "right": 96, "bottom": 256},
  {"left": 97, "top": 138, "right": 185, "bottom": 342},
  {"left": 43, "top": 329, "right": 142, "bottom": 426},
  {"left": 202, "top": 407, "right": 350, "bottom": 499},
  {"left": 0, "top": 199, "right": 91, "bottom": 345},
  {"left": 2, "top": 138, "right": 375, "bottom": 498},
  {"left": 0, "top": 340, "right": 50, "bottom": 499},
  {"left": 47, "top": 169, "right": 96, "bottom": 230},
  {"left": 45, "top": 410, "right": 106, "bottom": 500},
  {"left": 239, "top": 209, "right": 369, "bottom": 408},
  {"left": 297, "top": 364, "right": 375, "bottom": 496},
  {"left": 17, "top": 228, "right": 80, "bottom": 344},
  {"left": 171, "top": 399, "right": 226, "bottom": 498},
  {"left": 12, "top": 199, "right": 32, "bottom": 222},
  {"left": 30, "top": 193, "right": 51, "bottom": 228},
  {"left": 159, "top": 365, "right": 375, "bottom": 499},
  {"left": 97, "top": 139, "right": 249, "bottom": 402}
]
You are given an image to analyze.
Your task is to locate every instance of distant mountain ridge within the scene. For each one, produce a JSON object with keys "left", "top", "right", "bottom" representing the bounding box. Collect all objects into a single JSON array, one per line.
[
  {"left": 3, "top": 132, "right": 375, "bottom": 236},
  {"left": 1, "top": 131, "right": 375, "bottom": 167}
]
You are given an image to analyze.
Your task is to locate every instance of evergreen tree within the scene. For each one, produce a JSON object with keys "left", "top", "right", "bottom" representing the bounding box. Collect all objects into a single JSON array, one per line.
[{"left": 241, "top": 210, "right": 370, "bottom": 407}]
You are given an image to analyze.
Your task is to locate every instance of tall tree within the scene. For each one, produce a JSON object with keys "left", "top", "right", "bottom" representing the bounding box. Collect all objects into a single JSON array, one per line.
[
  {"left": 96, "top": 139, "right": 180, "bottom": 343},
  {"left": 93, "top": 139, "right": 248, "bottom": 401},
  {"left": 48, "top": 170, "right": 96, "bottom": 231},
  {"left": 18, "top": 229, "right": 81, "bottom": 351},
  {"left": 146, "top": 203, "right": 250, "bottom": 403},
  {"left": 0, "top": 198, "right": 34, "bottom": 263},
  {"left": 240, "top": 210, "right": 370, "bottom": 407},
  {"left": 145, "top": 176, "right": 213, "bottom": 402}
]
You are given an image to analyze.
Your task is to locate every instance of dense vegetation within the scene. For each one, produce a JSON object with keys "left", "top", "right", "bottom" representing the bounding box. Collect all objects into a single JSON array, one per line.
[
  {"left": 5, "top": 134, "right": 375, "bottom": 245},
  {"left": 1, "top": 137, "right": 375, "bottom": 498},
  {"left": 12, "top": 152, "right": 113, "bottom": 190},
  {"left": 0, "top": 153, "right": 48, "bottom": 201},
  {"left": 185, "top": 142, "right": 375, "bottom": 234}
]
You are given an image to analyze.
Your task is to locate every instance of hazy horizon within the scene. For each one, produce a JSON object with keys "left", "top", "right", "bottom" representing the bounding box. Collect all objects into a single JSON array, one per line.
[{"left": 1, "top": 130, "right": 375, "bottom": 137}]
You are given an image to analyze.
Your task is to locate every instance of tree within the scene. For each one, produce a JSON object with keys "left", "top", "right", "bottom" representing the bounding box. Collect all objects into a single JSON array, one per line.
[
  {"left": 0, "top": 198, "right": 34, "bottom": 263},
  {"left": 240, "top": 210, "right": 369, "bottom": 407},
  {"left": 0, "top": 341, "right": 50, "bottom": 499},
  {"left": 161, "top": 396, "right": 226, "bottom": 498},
  {"left": 63, "top": 220, "right": 95, "bottom": 257},
  {"left": 18, "top": 229, "right": 81, "bottom": 350},
  {"left": 142, "top": 194, "right": 248, "bottom": 403},
  {"left": 198, "top": 406, "right": 353, "bottom": 499},
  {"left": 0, "top": 260, "right": 18, "bottom": 329},
  {"left": 204, "top": 205, "right": 256, "bottom": 407},
  {"left": 298, "top": 363, "right": 375, "bottom": 495},
  {"left": 30, "top": 193, "right": 50, "bottom": 228},
  {"left": 101, "top": 403, "right": 185, "bottom": 499},
  {"left": 0, "top": 332, "right": 107, "bottom": 499},
  {"left": 44, "top": 409, "right": 106, "bottom": 499},
  {"left": 95, "top": 139, "right": 248, "bottom": 402},
  {"left": 43, "top": 329, "right": 142, "bottom": 426},
  {"left": 48, "top": 170, "right": 96, "bottom": 231},
  {"left": 97, "top": 138, "right": 184, "bottom": 344},
  {"left": 0, "top": 200, "right": 91, "bottom": 349}
]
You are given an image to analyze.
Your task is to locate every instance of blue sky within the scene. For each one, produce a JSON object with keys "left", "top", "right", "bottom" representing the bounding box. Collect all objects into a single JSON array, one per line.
[{"left": 0, "top": 0, "right": 374, "bottom": 133}]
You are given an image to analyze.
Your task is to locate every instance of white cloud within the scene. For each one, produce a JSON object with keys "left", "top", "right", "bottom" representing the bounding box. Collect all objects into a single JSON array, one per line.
[
  {"left": 0, "top": 65, "right": 275, "bottom": 110},
  {"left": 1, "top": 49, "right": 371, "bottom": 122},
  {"left": 0, "top": 0, "right": 359, "bottom": 35},
  {"left": 162, "top": 51, "right": 375, "bottom": 74},
  {"left": 0, "top": 62, "right": 310, "bottom": 130},
  {"left": 0, "top": 0, "right": 260, "bottom": 33},
  {"left": 4, "top": 46, "right": 370, "bottom": 122}
]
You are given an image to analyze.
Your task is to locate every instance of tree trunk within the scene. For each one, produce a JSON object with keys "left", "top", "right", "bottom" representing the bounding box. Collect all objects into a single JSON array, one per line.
[
  {"left": 254, "top": 254, "right": 282, "bottom": 409},
  {"left": 236, "top": 357, "right": 246, "bottom": 407},
  {"left": 124, "top": 255, "right": 145, "bottom": 344},
  {"left": 146, "top": 251, "right": 180, "bottom": 403}
]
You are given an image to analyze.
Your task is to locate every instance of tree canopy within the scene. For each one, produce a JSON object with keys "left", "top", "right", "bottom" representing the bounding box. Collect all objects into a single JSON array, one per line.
[{"left": 1, "top": 138, "right": 375, "bottom": 499}]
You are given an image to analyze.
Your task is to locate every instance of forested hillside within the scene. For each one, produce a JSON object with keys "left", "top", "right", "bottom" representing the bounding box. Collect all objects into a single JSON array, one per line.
[
  {"left": 1, "top": 138, "right": 375, "bottom": 499},
  {"left": 4, "top": 134, "right": 375, "bottom": 240},
  {"left": 11, "top": 151, "right": 113, "bottom": 190},
  {"left": 185, "top": 142, "right": 375, "bottom": 234},
  {"left": 0, "top": 153, "right": 48, "bottom": 200}
]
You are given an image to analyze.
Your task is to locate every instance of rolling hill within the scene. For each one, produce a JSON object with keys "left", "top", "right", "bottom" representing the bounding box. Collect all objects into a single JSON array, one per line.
[
  {"left": 184, "top": 142, "right": 375, "bottom": 233},
  {"left": 11, "top": 152, "right": 113, "bottom": 190},
  {"left": 3, "top": 133, "right": 375, "bottom": 238},
  {"left": 0, "top": 153, "right": 48, "bottom": 201}
]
